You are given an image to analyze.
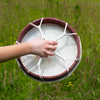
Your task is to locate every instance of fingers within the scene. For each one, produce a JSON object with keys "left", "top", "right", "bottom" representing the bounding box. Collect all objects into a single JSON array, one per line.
[
  {"left": 43, "top": 49, "right": 55, "bottom": 56},
  {"left": 42, "top": 40, "right": 57, "bottom": 57},
  {"left": 45, "top": 45, "right": 57, "bottom": 51},
  {"left": 45, "top": 40, "right": 57, "bottom": 51},
  {"left": 41, "top": 45, "right": 57, "bottom": 57},
  {"left": 41, "top": 54, "right": 48, "bottom": 58},
  {"left": 46, "top": 40, "right": 58, "bottom": 45}
]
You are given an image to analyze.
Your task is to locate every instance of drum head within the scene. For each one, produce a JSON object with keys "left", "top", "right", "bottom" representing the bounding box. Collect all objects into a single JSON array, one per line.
[{"left": 16, "top": 17, "right": 82, "bottom": 82}]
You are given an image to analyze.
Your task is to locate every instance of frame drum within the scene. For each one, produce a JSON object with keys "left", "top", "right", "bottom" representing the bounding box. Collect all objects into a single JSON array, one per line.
[{"left": 16, "top": 17, "right": 82, "bottom": 83}]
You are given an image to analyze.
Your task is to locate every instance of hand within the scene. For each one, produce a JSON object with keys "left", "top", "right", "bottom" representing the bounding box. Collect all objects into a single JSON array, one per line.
[{"left": 28, "top": 38, "right": 58, "bottom": 57}]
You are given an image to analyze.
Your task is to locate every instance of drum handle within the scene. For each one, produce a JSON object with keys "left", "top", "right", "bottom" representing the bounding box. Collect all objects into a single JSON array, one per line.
[
  {"left": 54, "top": 52, "right": 70, "bottom": 71},
  {"left": 55, "top": 22, "right": 77, "bottom": 41},
  {"left": 55, "top": 33, "right": 77, "bottom": 41},
  {"left": 29, "top": 18, "right": 45, "bottom": 40},
  {"left": 37, "top": 57, "right": 43, "bottom": 78},
  {"left": 54, "top": 52, "right": 66, "bottom": 61},
  {"left": 28, "top": 57, "right": 43, "bottom": 77},
  {"left": 54, "top": 51, "right": 81, "bottom": 71},
  {"left": 55, "top": 22, "right": 68, "bottom": 41}
]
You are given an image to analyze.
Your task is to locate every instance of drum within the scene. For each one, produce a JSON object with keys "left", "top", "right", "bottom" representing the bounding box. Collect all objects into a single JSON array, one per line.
[{"left": 16, "top": 17, "right": 82, "bottom": 83}]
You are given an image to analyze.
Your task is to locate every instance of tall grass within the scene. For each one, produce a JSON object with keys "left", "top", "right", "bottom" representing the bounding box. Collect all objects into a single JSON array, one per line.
[{"left": 0, "top": 0, "right": 100, "bottom": 100}]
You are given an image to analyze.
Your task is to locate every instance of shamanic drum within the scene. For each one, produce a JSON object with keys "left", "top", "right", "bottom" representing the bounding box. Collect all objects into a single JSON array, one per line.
[{"left": 16, "top": 17, "right": 82, "bottom": 83}]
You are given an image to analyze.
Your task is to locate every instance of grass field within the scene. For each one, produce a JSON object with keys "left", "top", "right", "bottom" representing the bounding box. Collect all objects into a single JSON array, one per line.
[{"left": 0, "top": 0, "right": 100, "bottom": 100}]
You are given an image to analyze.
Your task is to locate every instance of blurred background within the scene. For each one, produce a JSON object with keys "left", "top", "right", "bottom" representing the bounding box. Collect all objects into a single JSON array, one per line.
[{"left": 0, "top": 0, "right": 100, "bottom": 100}]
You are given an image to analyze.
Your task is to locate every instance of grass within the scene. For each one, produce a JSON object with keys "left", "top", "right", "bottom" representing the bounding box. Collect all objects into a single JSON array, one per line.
[{"left": 0, "top": 0, "right": 100, "bottom": 100}]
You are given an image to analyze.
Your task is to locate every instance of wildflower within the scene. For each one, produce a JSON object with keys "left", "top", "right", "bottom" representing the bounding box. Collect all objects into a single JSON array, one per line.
[
  {"left": 35, "top": 97, "right": 38, "bottom": 100},
  {"left": 72, "top": 73, "right": 75, "bottom": 75},
  {"left": 69, "top": 83, "right": 72, "bottom": 86},
  {"left": 68, "top": 81, "right": 71, "bottom": 84}
]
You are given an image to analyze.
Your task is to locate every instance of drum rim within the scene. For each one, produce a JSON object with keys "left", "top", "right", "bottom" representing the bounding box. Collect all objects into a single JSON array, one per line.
[{"left": 16, "top": 17, "right": 81, "bottom": 82}]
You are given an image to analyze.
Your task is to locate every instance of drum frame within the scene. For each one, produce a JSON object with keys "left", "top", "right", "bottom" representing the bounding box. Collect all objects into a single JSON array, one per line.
[{"left": 16, "top": 17, "right": 82, "bottom": 82}]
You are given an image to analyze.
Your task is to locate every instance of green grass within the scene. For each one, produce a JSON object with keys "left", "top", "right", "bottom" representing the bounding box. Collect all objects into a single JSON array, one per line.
[{"left": 0, "top": 0, "right": 100, "bottom": 100}]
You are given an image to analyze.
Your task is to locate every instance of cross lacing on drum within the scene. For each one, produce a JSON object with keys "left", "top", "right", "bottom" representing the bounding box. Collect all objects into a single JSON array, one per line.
[{"left": 29, "top": 18, "right": 81, "bottom": 79}]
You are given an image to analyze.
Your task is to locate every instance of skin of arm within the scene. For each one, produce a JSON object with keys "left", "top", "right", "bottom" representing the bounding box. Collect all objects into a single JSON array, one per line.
[{"left": 0, "top": 38, "right": 58, "bottom": 62}]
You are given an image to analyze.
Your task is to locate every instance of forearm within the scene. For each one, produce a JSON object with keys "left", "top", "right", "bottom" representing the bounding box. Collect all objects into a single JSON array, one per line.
[
  {"left": 0, "top": 38, "right": 57, "bottom": 62},
  {"left": 0, "top": 42, "right": 31, "bottom": 62}
]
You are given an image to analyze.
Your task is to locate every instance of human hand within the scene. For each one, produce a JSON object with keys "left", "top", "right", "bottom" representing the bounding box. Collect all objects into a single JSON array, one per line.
[{"left": 28, "top": 38, "right": 58, "bottom": 57}]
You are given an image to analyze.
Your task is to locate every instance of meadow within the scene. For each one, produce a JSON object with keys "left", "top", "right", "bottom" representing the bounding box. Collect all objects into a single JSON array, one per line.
[{"left": 0, "top": 0, "right": 100, "bottom": 100}]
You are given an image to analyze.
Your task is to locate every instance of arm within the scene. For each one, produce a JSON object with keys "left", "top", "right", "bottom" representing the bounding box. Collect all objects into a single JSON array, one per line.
[
  {"left": 0, "top": 42, "right": 31, "bottom": 62},
  {"left": 0, "top": 38, "right": 57, "bottom": 62}
]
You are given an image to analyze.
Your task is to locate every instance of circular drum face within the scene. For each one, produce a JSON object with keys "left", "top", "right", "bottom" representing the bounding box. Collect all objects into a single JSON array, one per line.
[{"left": 16, "top": 17, "right": 82, "bottom": 83}]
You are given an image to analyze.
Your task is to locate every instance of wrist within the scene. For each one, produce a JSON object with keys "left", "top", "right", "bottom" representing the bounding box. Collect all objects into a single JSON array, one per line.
[
  {"left": 20, "top": 42, "right": 32, "bottom": 55},
  {"left": 26, "top": 42, "right": 33, "bottom": 54}
]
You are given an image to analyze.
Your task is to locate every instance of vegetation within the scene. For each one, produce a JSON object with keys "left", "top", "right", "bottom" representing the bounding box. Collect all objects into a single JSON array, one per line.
[{"left": 0, "top": 0, "right": 100, "bottom": 100}]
